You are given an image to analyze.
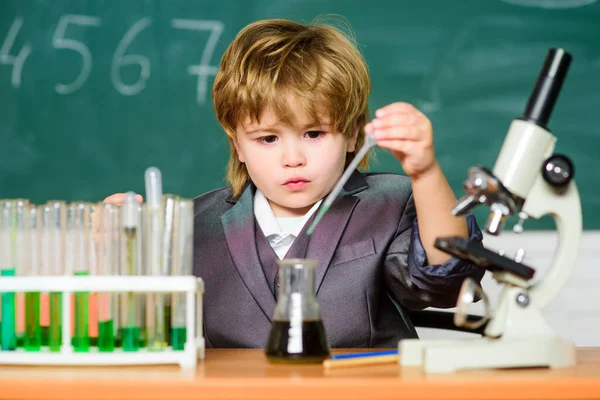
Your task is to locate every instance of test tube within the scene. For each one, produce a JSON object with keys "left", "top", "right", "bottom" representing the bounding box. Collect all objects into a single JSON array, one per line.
[
  {"left": 144, "top": 167, "right": 164, "bottom": 351},
  {"left": 97, "top": 203, "right": 119, "bottom": 352},
  {"left": 15, "top": 201, "right": 29, "bottom": 349},
  {"left": 171, "top": 199, "right": 194, "bottom": 351},
  {"left": 46, "top": 201, "right": 66, "bottom": 352},
  {"left": 137, "top": 203, "right": 147, "bottom": 348},
  {"left": 0, "top": 201, "right": 3, "bottom": 346},
  {"left": 66, "top": 202, "right": 91, "bottom": 352},
  {"left": 88, "top": 204, "right": 99, "bottom": 347},
  {"left": 120, "top": 193, "right": 141, "bottom": 351},
  {"left": 162, "top": 194, "right": 179, "bottom": 348},
  {"left": 38, "top": 205, "right": 50, "bottom": 346},
  {"left": 25, "top": 206, "right": 41, "bottom": 351},
  {"left": 1, "top": 200, "right": 16, "bottom": 350}
]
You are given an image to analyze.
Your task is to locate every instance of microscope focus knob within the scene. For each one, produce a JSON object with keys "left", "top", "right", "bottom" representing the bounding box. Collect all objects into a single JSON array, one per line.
[{"left": 542, "top": 154, "right": 574, "bottom": 188}]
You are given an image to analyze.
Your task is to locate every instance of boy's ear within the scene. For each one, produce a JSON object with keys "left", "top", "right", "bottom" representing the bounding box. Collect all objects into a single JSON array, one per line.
[
  {"left": 346, "top": 124, "right": 360, "bottom": 153},
  {"left": 233, "top": 137, "right": 245, "bottom": 163}
]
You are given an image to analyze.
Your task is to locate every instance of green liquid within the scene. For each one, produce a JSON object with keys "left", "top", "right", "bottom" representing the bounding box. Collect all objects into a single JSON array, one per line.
[
  {"left": 1, "top": 269, "right": 16, "bottom": 350},
  {"left": 49, "top": 292, "right": 62, "bottom": 352},
  {"left": 121, "top": 327, "right": 140, "bottom": 352},
  {"left": 98, "top": 320, "right": 114, "bottom": 352},
  {"left": 41, "top": 326, "right": 49, "bottom": 346},
  {"left": 25, "top": 292, "right": 41, "bottom": 351},
  {"left": 73, "top": 271, "right": 89, "bottom": 352},
  {"left": 171, "top": 327, "right": 186, "bottom": 351},
  {"left": 165, "top": 303, "right": 171, "bottom": 346}
]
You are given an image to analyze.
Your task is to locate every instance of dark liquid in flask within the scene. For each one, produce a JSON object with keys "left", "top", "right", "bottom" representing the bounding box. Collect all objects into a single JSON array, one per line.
[{"left": 265, "top": 320, "right": 330, "bottom": 363}]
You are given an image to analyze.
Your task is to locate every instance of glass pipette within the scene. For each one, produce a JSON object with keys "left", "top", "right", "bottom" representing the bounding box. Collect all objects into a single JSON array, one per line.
[{"left": 307, "top": 133, "right": 377, "bottom": 235}]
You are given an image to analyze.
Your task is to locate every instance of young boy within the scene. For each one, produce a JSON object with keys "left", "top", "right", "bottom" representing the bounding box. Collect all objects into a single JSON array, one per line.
[{"left": 106, "top": 19, "right": 483, "bottom": 348}]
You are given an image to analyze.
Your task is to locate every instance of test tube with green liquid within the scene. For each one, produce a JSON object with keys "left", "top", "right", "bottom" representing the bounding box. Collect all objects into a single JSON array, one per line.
[
  {"left": 137, "top": 204, "right": 147, "bottom": 348},
  {"left": 87, "top": 204, "right": 99, "bottom": 348},
  {"left": 144, "top": 168, "right": 165, "bottom": 351},
  {"left": 1, "top": 200, "right": 17, "bottom": 350},
  {"left": 97, "top": 203, "right": 119, "bottom": 352},
  {"left": 0, "top": 200, "right": 3, "bottom": 346},
  {"left": 51, "top": 202, "right": 67, "bottom": 351},
  {"left": 120, "top": 193, "right": 141, "bottom": 351},
  {"left": 25, "top": 206, "right": 42, "bottom": 351},
  {"left": 66, "top": 203, "right": 91, "bottom": 352},
  {"left": 161, "top": 194, "right": 179, "bottom": 348},
  {"left": 171, "top": 199, "right": 194, "bottom": 351}
]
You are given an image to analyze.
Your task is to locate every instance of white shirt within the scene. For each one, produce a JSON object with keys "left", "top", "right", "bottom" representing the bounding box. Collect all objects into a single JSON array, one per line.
[{"left": 253, "top": 190, "right": 322, "bottom": 259}]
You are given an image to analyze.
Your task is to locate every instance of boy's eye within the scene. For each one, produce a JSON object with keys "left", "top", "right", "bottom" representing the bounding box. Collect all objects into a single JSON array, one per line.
[
  {"left": 258, "top": 135, "right": 277, "bottom": 144},
  {"left": 306, "top": 131, "right": 324, "bottom": 139}
]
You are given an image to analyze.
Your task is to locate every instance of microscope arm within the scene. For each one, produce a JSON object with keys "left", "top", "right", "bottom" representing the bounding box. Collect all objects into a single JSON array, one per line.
[{"left": 520, "top": 172, "right": 582, "bottom": 309}]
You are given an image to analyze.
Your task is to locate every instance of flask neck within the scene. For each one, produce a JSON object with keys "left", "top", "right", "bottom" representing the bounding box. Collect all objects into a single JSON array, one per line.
[{"left": 279, "top": 263, "right": 316, "bottom": 297}]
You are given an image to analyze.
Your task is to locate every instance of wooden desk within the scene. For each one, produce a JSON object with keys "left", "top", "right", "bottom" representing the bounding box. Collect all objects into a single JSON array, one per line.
[{"left": 0, "top": 348, "right": 599, "bottom": 400}]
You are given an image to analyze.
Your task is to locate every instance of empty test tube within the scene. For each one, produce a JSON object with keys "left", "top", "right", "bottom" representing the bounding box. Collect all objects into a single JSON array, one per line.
[{"left": 171, "top": 199, "right": 194, "bottom": 351}]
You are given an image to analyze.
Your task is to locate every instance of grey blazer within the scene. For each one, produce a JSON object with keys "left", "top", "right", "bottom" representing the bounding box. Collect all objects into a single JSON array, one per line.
[{"left": 193, "top": 171, "right": 484, "bottom": 348}]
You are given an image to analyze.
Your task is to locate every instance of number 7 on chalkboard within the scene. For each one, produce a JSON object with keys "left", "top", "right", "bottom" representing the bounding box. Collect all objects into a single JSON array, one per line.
[{"left": 171, "top": 19, "right": 224, "bottom": 105}]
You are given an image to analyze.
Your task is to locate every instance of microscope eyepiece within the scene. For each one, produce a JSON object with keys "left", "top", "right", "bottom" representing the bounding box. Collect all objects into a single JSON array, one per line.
[{"left": 522, "top": 48, "right": 572, "bottom": 130}]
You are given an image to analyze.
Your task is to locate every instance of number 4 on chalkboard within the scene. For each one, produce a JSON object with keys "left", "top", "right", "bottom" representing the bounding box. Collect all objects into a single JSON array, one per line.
[{"left": 0, "top": 17, "right": 31, "bottom": 89}]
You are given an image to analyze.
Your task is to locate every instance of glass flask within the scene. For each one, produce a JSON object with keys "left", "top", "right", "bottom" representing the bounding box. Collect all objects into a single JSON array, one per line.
[{"left": 265, "top": 258, "right": 330, "bottom": 363}]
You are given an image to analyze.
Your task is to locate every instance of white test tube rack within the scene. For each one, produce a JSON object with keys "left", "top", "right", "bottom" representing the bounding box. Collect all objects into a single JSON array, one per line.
[{"left": 0, "top": 275, "right": 204, "bottom": 368}]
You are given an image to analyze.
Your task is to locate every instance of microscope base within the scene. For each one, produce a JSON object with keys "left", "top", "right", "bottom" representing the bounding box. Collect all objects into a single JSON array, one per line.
[{"left": 399, "top": 336, "right": 576, "bottom": 373}]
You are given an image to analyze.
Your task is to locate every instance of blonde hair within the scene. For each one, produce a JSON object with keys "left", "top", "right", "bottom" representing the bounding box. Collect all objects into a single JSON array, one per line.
[{"left": 213, "top": 18, "right": 371, "bottom": 197}]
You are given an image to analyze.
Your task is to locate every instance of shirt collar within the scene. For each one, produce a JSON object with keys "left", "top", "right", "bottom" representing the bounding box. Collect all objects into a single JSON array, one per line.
[{"left": 254, "top": 189, "right": 322, "bottom": 238}]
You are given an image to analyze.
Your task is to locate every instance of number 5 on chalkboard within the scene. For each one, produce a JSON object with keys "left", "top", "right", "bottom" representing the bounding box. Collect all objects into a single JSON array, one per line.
[{"left": 52, "top": 14, "right": 102, "bottom": 95}]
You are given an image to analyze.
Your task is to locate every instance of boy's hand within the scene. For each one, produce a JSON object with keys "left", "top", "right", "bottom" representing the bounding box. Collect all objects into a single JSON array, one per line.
[
  {"left": 364, "top": 102, "right": 437, "bottom": 179},
  {"left": 103, "top": 193, "right": 143, "bottom": 205}
]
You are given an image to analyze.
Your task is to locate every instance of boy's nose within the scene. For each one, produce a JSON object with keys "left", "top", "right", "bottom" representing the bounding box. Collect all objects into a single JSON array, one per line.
[{"left": 282, "top": 145, "right": 306, "bottom": 168}]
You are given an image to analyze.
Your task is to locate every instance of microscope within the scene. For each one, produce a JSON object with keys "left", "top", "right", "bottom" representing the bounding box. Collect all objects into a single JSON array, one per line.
[{"left": 399, "top": 48, "right": 582, "bottom": 373}]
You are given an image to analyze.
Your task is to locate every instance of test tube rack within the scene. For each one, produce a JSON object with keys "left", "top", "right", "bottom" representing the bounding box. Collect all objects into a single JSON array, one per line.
[{"left": 0, "top": 275, "right": 204, "bottom": 369}]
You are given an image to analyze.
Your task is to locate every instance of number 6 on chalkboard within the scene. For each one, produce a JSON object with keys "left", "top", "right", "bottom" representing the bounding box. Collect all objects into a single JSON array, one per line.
[
  {"left": 52, "top": 14, "right": 102, "bottom": 95},
  {"left": 111, "top": 18, "right": 153, "bottom": 96}
]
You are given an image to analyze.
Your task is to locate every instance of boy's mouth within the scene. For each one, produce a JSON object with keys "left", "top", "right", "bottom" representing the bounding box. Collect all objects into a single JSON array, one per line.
[{"left": 283, "top": 177, "right": 309, "bottom": 190}]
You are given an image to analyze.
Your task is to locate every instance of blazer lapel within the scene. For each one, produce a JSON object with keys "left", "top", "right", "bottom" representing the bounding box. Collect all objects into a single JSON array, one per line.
[
  {"left": 220, "top": 186, "right": 276, "bottom": 322},
  {"left": 304, "top": 170, "right": 368, "bottom": 294}
]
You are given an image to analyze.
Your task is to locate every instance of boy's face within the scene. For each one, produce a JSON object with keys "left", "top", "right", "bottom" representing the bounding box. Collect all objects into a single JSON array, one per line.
[{"left": 234, "top": 99, "right": 357, "bottom": 217}]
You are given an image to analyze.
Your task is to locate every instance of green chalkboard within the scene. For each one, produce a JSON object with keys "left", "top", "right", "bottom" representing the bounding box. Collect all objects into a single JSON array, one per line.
[{"left": 1, "top": 0, "right": 599, "bottom": 230}]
